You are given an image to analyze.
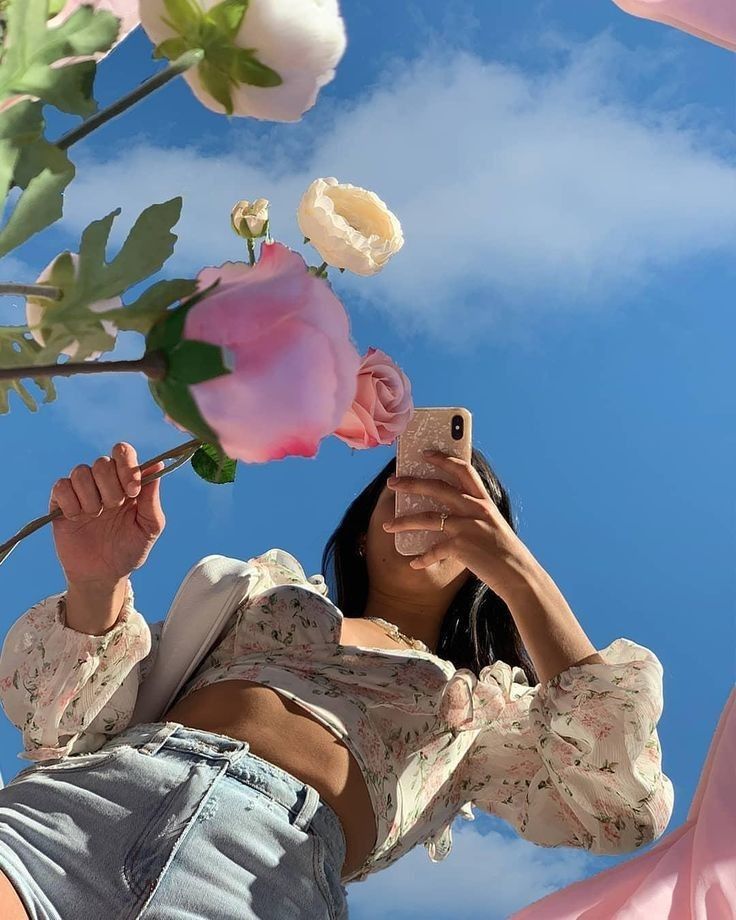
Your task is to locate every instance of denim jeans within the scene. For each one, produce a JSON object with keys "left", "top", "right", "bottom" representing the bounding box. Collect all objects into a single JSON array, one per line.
[{"left": 0, "top": 721, "right": 349, "bottom": 919}]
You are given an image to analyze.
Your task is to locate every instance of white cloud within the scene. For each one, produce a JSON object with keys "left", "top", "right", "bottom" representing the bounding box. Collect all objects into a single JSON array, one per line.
[
  {"left": 56, "top": 34, "right": 735, "bottom": 348},
  {"left": 345, "top": 819, "right": 599, "bottom": 920}
]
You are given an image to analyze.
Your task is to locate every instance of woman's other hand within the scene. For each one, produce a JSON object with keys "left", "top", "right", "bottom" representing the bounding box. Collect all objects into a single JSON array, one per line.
[{"left": 50, "top": 442, "right": 166, "bottom": 587}]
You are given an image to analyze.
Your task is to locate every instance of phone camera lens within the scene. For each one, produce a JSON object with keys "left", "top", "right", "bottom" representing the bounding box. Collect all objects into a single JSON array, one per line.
[{"left": 451, "top": 414, "right": 463, "bottom": 441}]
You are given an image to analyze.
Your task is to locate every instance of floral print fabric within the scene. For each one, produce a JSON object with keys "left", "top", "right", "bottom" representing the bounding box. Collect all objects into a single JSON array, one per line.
[{"left": 0, "top": 549, "right": 674, "bottom": 883}]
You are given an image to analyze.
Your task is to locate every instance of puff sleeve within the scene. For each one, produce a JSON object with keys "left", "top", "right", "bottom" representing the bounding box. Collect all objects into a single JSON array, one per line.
[
  {"left": 0, "top": 579, "right": 156, "bottom": 762},
  {"left": 450, "top": 638, "right": 675, "bottom": 854}
]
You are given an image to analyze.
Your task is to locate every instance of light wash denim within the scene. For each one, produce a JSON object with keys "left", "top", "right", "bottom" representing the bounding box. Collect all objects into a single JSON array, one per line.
[{"left": 0, "top": 721, "right": 349, "bottom": 919}]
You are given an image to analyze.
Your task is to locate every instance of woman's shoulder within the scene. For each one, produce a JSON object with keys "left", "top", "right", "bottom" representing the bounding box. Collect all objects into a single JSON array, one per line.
[{"left": 253, "top": 547, "right": 329, "bottom": 596}]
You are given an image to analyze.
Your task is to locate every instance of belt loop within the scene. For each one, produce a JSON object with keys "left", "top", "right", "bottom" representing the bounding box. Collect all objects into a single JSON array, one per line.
[
  {"left": 138, "top": 722, "right": 182, "bottom": 757},
  {"left": 292, "top": 783, "right": 320, "bottom": 832}
]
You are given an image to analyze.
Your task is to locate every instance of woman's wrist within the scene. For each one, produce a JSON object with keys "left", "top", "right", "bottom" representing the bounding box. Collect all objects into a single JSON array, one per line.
[
  {"left": 495, "top": 552, "right": 600, "bottom": 685},
  {"left": 64, "top": 576, "right": 131, "bottom": 636}
]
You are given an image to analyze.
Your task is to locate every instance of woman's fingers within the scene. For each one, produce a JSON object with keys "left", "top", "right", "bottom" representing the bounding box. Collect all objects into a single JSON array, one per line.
[
  {"left": 112, "top": 442, "right": 142, "bottom": 498},
  {"left": 50, "top": 478, "right": 83, "bottom": 520},
  {"left": 383, "top": 510, "right": 454, "bottom": 531},
  {"left": 91, "top": 456, "right": 126, "bottom": 509},
  {"left": 51, "top": 443, "right": 143, "bottom": 520},
  {"left": 69, "top": 465, "right": 104, "bottom": 516}
]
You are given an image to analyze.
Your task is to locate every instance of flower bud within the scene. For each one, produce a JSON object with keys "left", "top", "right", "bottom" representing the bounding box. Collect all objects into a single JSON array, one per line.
[{"left": 231, "top": 199, "right": 270, "bottom": 239}]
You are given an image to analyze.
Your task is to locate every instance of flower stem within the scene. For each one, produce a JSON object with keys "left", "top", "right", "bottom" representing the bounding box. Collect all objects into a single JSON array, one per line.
[
  {"left": 317, "top": 262, "right": 328, "bottom": 277},
  {"left": 0, "top": 283, "right": 62, "bottom": 300},
  {"left": 0, "top": 350, "right": 168, "bottom": 382},
  {"left": 247, "top": 238, "right": 256, "bottom": 266},
  {"left": 0, "top": 437, "right": 203, "bottom": 568},
  {"left": 54, "top": 49, "right": 205, "bottom": 152}
]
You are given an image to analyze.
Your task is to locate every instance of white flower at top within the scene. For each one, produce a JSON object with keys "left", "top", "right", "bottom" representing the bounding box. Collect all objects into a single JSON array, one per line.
[
  {"left": 139, "top": 0, "right": 347, "bottom": 122},
  {"left": 297, "top": 178, "right": 404, "bottom": 276}
]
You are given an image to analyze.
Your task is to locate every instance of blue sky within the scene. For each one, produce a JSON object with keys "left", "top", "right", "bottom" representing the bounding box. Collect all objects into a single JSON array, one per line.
[{"left": 1, "top": 1, "right": 734, "bottom": 917}]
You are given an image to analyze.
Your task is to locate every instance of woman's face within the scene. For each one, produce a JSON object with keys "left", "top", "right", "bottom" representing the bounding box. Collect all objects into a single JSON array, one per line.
[{"left": 363, "top": 480, "right": 470, "bottom": 591}]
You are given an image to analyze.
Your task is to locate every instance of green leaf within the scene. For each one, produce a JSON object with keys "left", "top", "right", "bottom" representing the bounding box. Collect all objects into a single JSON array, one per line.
[
  {"left": 166, "top": 338, "right": 232, "bottom": 385},
  {"left": 0, "top": 326, "right": 57, "bottom": 415},
  {"left": 0, "top": 108, "right": 75, "bottom": 257},
  {"left": 191, "top": 442, "right": 237, "bottom": 484},
  {"left": 104, "top": 278, "right": 198, "bottom": 335},
  {"left": 205, "top": 0, "right": 249, "bottom": 40},
  {"left": 198, "top": 58, "right": 234, "bottom": 115},
  {"left": 31, "top": 199, "right": 183, "bottom": 363},
  {"left": 0, "top": 0, "right": 120, "bottom": 116},
  {"left": 37, "top": 321, "right": 115, "bottom": 362},
  {"left": 233, "top": 48, "right": 282, "bottom": 87}
]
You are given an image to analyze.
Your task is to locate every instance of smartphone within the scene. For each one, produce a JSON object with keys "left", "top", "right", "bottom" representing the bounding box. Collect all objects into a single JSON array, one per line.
[{"left": 394, "top": 407, "right": 473, "bottom": 556}]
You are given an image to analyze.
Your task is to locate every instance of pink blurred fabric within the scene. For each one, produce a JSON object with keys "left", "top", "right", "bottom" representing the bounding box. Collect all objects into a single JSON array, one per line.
[
  {"left": 510, "top": 687, "right": 736, "bottom": 919},
  {"left": 612, "top": 0, "right": 736, "bottom": 51}
]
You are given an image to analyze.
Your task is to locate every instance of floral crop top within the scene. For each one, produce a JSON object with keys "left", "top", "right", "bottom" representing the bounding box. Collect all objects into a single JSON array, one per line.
[{"left": 0, "top": 548, "right": 674, "bottom": 883}]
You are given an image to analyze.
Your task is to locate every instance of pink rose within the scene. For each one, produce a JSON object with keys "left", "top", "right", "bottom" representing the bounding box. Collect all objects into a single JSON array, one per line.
[
  {"left": 180, "top": 241, "right": 362, "bottom": 463},
  {"left": 333, "top": 346, "right": 414, "bottom": 449},
  {"left": 0, "top": 1, "right": 139, "bottom": 114}
]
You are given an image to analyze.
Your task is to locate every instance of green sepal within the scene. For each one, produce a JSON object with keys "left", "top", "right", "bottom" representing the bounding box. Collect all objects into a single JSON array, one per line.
[
  {"left": 153, "top": 36, "right": 191, "bottom": 60},
  {"left": 233, "top": 48, "right": 282, "bottom": 87},
  {"left": 191, "top": 442, "right": 237, "bottom": 484},
  {"left": 145, "top": 279, "right": 229, "bottom": 445},
  {"left": 205, "top": 0, "right": 249, "bottom": 39},
  {"left": 148, "top": 375, "right": 220, "bottom": 444},
  {"left": 166, "top": 338, "right": 232, "bottom": 385},
  {"left": 161, "top": 0, "right": 204, "bottom": 35},
  {"left": 144, "top": 279, "right": 220, "bottom": 353},
  {"left": 198, "top": 58, "right": 235, "bottom": 115}
]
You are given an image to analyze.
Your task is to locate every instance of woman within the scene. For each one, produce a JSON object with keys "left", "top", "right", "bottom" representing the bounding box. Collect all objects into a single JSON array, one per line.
[{"left": 0, "top": 441, "right": 674, "bottom": 919}]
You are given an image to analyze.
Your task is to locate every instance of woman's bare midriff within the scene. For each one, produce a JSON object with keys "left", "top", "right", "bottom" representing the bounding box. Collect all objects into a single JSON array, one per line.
[{"left": 162, "top": 619, "right": 399, "bottom": 883}]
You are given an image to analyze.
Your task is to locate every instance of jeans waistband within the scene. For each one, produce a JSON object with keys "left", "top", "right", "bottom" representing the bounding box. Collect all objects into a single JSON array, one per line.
[{"left": 103, "top": 721, "right": 347, "bottom": 868}]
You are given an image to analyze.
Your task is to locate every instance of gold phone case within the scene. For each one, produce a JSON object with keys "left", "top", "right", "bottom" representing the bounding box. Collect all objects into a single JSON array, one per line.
[{"left": 394, "top": 407, "right": 472, "bottom": 556}]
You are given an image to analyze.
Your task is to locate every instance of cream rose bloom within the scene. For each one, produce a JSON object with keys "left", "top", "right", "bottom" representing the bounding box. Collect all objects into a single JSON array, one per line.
[{"left": 297, "top": 178, "right": 404, "bottom": 276}]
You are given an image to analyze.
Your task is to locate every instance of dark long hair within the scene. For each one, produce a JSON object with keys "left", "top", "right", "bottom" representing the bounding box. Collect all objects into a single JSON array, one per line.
[{"left": 321, "top": 447, "right": 539, "bottom": 685}]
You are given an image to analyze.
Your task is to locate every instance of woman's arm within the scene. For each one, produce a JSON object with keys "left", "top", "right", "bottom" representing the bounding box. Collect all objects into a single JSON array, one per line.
[{"left": 498, "top": 553, "right": 605, "bottom": 686}]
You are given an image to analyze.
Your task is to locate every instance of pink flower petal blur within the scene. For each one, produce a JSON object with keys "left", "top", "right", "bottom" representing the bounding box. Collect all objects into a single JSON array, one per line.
[
  {"left": 183, "top": 242, "right": 361, "bottom": 463},
  {"left": 611, "top": 0, "right": 736, "bottom": 50}
]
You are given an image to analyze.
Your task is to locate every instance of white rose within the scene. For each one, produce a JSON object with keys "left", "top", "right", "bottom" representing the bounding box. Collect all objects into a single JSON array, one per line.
[
  {"left": 231, "top": 198, "right": 270, "bottom": 238},
  {"left": 26, "top": 252, "right": 119, "bottom": 360},
  {"left": 297, "top": 178, "right": 404, "bottom": 276},
  {"left": 140, "top": 0, "right": 347, "bottom": 123}
]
